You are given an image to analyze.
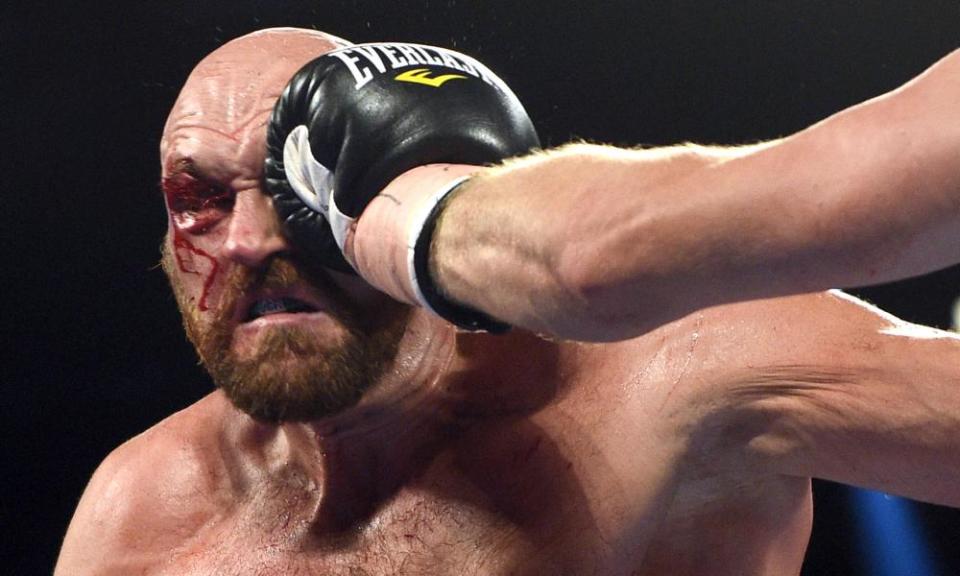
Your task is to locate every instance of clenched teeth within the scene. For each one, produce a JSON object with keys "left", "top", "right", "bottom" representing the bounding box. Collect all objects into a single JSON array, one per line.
[{"left": 246, "top": 297, "right": 316, "bottom": 321}]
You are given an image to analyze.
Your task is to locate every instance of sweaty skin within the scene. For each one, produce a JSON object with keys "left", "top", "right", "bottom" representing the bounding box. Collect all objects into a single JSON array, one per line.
[{"left": 57, "top": 29, "right": 960, "bottom": 576}]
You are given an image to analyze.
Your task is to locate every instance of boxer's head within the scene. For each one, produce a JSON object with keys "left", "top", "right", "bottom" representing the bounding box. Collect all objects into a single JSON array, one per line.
[{"left": 159, "top": 28, "right": 410, "bottom": 422}]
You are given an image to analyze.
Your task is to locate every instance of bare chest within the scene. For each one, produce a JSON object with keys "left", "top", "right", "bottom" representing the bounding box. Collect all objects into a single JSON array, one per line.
[
  {"left": 145, "top": 377, "right": 811, "bottom": 576},
  {"left": 152, "top": 473, "right": 810, "bottom": 576},
  {"left": 154, "top": 420, "right": 622, "bottom": 576},
  {"left": 159, "top": 486, "right": 569, "bottom": 576}
]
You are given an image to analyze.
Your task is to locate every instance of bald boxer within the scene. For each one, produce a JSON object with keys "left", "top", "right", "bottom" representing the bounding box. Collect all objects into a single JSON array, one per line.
[{"left": 56, "top": 28, "right": 960, "bottom": 576}]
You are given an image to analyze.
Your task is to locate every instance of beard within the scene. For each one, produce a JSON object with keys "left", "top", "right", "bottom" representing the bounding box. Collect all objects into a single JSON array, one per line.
[{"left": 161, "top": 243, "right": 408, "bottom": 422}]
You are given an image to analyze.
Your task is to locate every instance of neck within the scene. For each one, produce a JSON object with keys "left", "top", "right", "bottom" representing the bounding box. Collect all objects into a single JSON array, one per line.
[{"left": 226, "top": 312, "right": 562, "bottom": 533}]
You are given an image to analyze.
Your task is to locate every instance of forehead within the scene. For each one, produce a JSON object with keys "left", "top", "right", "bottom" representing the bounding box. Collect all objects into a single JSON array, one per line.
[{"left": 161, "top": 29, "right": 347, "bottom": 173}]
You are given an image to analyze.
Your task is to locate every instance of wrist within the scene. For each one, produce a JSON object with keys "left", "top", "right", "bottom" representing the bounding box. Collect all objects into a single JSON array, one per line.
[{"left": 347, "top": 164, "right": 509, "bottom": 332}]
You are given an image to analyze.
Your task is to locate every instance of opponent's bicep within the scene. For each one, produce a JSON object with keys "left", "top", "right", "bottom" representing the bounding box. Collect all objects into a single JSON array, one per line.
[{"left": 734, "top": 293, "right": 960, "bottom": 507}]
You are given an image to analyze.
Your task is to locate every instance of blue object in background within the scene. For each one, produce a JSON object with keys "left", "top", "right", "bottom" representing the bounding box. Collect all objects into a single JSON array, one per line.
[{"left": 852, "top": 489, "right": 939, "bottom": 576}]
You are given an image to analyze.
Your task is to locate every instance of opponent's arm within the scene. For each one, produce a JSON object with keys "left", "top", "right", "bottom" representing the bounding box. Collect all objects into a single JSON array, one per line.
[
  {"left": 269, "top": 46, "right": 960, "bottom": 339},
  {"left": 425, "top": 49, "right": 960, "bottom": 340}
]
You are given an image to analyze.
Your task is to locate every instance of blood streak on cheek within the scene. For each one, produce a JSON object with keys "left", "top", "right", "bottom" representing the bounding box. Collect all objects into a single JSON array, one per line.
[
  {"left": 163, "top": 176, "right": 231, "bottom": 312},
  {"left": 171, "top": 229, "right": 220, "bottom": 312}
]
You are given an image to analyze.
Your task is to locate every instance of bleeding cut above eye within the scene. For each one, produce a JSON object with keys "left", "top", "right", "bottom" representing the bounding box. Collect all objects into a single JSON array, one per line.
[{"left": 162, "top": 175, "right": 235, "bottom": 233}]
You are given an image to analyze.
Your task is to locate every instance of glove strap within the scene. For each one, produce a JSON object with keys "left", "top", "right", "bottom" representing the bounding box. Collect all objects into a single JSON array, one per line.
[{"left": 409, "top": 178, "right": 511, "bottom": 333}]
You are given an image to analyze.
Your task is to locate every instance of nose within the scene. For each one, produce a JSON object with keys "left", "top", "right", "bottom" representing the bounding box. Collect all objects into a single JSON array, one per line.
[{"left": 222, "top": 188, "right": 289, "bottom": 268}]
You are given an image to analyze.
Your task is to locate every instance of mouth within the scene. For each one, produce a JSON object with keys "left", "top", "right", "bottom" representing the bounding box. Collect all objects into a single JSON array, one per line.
[{"left": 242, "top": 296, "right": 321, "bottom": 323}]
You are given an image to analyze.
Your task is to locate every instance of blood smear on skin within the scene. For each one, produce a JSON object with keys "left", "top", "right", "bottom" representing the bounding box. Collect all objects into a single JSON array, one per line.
[
  {"left": 162, "top": 177, "right": 224, "bottom": 313},
  {"left": 172, "top": 230, "right": 219, "bottom": 312}
]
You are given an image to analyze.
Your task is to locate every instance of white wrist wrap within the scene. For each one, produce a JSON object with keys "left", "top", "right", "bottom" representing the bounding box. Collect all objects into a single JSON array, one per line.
[
  {"left": 405, "top": 175, "right": 472, "bottom": 315},
  {"left": 334, "top": 163, "right": 509, "bottom": 332}
]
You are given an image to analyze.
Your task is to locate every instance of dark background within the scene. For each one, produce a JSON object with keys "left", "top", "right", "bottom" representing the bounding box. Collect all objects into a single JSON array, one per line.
[{"left": 4, "top": 1, "right": 960, "bottom": 574}]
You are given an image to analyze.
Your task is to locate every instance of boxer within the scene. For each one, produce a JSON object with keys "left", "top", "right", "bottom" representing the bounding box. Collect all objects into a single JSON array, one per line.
[{"left": 56, "top": 28, "right": 960, "bottom": 575}]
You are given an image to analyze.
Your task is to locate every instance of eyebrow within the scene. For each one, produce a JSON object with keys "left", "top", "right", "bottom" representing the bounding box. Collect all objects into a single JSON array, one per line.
[
  {"left": 160, "top": 159, "right": 190, "bottom": 197},
  {"left": 159, "top": 157, "right": 227, "bottom": 194},
  {"left": 165, "top": 157, "right": 199, "bottom": 177}
]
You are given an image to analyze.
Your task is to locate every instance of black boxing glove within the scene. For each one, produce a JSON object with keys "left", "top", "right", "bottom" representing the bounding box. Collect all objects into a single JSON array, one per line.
[{"left": 265, "top": 42, "right": 539, "bottom": 330}]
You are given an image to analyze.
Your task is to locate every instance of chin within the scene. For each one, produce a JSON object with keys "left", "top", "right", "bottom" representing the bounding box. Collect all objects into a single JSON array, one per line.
[
  {"left": 229, "top": 312, "right": 352, "bottom": 362},
  {"left": 208, "top": 315, "right": 403, "bottom": 423}
]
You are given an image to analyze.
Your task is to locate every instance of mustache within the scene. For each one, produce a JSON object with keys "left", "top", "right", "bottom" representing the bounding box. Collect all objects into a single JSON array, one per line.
[{"left": 214, "top": 255, "right": 359, "bottom": 329}]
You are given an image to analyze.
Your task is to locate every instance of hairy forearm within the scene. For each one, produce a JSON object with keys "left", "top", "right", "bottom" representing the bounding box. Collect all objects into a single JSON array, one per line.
[
  {"left": 430, "top": 50, "right": 960, "bottom": 340},
  {"left": 430, "top": 143, "right": 758, "bottom": 339}
]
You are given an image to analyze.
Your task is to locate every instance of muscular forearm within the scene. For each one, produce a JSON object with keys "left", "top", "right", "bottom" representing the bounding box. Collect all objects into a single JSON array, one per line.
[
  {"left": 430, "top": 143, "right": 762, "bottom": 339},
  {"left": 429, "top": 50, "right": 960, "bottom": 340}
]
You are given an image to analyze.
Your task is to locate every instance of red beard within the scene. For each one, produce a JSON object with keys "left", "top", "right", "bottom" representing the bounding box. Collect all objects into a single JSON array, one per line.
[{"left": 162, "top": 244, "right": 408, "bottom": 422}]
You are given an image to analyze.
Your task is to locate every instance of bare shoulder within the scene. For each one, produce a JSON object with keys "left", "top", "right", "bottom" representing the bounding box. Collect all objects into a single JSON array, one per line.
[
  {"left": 55, "top": 392, "right": 233, "bottom": 575},
  {"left": 565, "top": 289, "right": 944, "bottom": 460},
  {"left": 667, "top": 290, "right": 926, "bottom": 407},
  {"left": 681, "top": 291, "right": 960, "bottom": 505},
  {"left": 696, "top": 289, "right": 953, "bottom": 367},
  {"left": 566, "top": 290, "right": 893, "bottom": 397}
]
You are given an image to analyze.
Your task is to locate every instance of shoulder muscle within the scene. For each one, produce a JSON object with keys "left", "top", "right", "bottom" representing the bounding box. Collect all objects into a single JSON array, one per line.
[{"left": 55, "top": 395, "right": 227, "bottom": 575}]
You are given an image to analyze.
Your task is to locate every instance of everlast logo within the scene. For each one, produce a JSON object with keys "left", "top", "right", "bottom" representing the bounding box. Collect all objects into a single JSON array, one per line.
[
  {"left": 395, "top": 68, "right": 467, "bottom": 87},
  {"left": 329, "top": 43, "right": 509, "bottom": 93}
]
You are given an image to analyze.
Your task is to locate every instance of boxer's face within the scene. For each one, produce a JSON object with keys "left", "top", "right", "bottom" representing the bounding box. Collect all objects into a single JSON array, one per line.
[{"left": 159, "top": 30, "right": 409, "bottom": 422}]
